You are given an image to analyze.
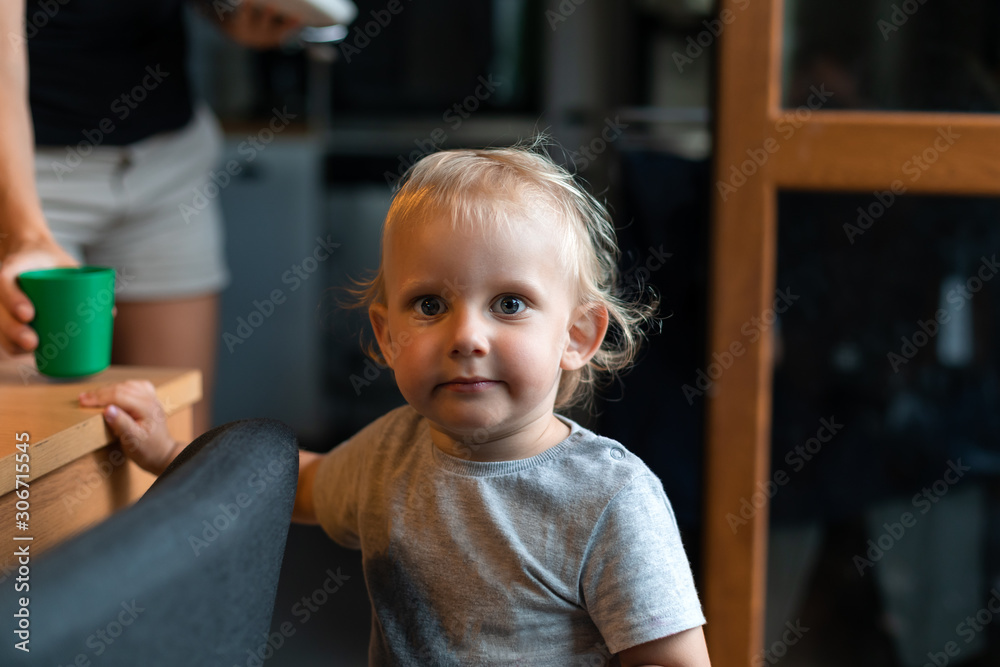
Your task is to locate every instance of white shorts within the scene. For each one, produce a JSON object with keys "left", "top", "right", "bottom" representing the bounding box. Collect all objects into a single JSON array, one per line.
[{"left": 34, "top": 106, "right": 230, "bottom": 302}]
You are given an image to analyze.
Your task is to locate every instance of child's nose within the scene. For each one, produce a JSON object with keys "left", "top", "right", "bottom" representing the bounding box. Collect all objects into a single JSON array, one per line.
[{"left": 449, "top": 309, "right": 489, "bottom": 357}]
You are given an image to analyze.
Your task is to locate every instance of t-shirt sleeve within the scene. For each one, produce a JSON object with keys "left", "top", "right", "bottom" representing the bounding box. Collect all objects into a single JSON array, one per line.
[
  {"left": 312, "top": 416, "right": 385, "bottom": 549},
  {"left": 580, "top": 473, "right": 706, "bottom": 654}
]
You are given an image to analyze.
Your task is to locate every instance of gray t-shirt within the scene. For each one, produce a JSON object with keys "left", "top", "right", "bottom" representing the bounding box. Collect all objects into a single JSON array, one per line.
[{"left": 314, "top": 405, "right": 705, "bottom": 666}]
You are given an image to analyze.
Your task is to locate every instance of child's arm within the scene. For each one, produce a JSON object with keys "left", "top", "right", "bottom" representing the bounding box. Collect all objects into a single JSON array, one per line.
[
  {"left": 293, "top": 450, "right": 322, "bottom": 525},
  {"left": 617, "top": 626, "right": 711, "bottom": 667},
  {"left": 80, "top": 380, "right": 324, "bottom": 525}
]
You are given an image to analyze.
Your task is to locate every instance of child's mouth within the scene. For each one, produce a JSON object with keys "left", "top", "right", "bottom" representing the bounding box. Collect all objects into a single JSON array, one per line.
[{"left": 440, "top": 377, "right": 499, "bottom": 393}]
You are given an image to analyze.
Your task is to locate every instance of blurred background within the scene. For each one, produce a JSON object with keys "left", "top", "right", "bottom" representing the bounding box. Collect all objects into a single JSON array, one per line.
[{"left": 185, "top": 0, "right": 1000, "bottom": 665}]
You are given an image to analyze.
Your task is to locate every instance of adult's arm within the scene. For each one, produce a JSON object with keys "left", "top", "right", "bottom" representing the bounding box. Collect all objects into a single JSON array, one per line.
[{"left": 0, "top": 0, "right": 77, "bottom": 356}]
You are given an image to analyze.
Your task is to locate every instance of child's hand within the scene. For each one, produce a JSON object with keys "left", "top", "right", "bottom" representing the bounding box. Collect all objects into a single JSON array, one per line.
[{"left": 79, "top": 380, "right": 186, "bottom": 476}]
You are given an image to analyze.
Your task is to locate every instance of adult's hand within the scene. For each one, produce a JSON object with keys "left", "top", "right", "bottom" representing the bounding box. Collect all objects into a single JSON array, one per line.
[
  {"left": 217, "top": 1, "right": 303, "bottom": 49},
  {"left": 0, "top": 235, "right": 77, "bottom": 356}
]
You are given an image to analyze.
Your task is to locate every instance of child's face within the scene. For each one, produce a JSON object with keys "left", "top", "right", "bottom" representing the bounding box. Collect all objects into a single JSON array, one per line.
[{"left": 370, "top": 209, "right": 604, "bottom": 458}]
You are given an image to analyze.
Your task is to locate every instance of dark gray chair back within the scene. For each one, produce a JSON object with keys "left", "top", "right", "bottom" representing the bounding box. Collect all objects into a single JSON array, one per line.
[{"left": 0, "top": 418, "right": 298, "bottom": 666}]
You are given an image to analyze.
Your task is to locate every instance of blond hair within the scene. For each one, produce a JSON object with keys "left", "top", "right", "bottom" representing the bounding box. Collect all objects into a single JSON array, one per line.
[{"left": 355, "top": 138, "right": 657, "bottom": 409}]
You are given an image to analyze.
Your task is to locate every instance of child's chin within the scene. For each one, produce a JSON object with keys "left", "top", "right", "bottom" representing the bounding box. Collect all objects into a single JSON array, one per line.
[{"left": 429, "top": 412, "right": 506, "bottom": 438}]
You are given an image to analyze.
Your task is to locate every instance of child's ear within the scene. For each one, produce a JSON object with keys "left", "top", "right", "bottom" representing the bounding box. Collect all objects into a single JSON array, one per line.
[
  {"left": 369, "top": 303, "right": 395, "bottom": 368},
  {"left": 561, "top": 303, "right": 609, "bottom": 371}
]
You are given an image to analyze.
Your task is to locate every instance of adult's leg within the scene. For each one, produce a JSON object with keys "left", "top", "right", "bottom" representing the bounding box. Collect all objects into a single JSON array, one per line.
[
  {"left": 94, "top": 110, "right": 228, "bottom": 438},
  {"left": 112, "top": 294, "right": 219, "bottom": 436}
]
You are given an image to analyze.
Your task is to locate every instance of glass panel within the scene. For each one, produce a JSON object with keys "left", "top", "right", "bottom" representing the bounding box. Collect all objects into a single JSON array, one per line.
[
  {"left": 766, "top": 192, "right": 1000, "bottom": 666},
  {"left": 783, "top": 0, "right": 1000, "bottom": 112}
]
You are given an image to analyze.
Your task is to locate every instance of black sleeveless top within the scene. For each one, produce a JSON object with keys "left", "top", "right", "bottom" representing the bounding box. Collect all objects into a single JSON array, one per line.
[{"left": 26, "top": 0, "right": 193, "bottom": 147}]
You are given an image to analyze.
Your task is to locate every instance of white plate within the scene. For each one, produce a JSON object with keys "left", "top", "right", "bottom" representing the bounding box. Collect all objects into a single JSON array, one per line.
[{"left": 262, "top": 0, "right": 357, "bottom": 27}]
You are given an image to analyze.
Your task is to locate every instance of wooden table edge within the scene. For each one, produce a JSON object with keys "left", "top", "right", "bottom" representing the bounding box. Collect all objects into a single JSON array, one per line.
[{"left": 0, "top": 368, "right": 201, "bottom": 495}]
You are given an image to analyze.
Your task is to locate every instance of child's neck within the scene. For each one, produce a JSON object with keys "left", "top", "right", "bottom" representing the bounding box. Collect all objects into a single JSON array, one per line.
[{"left": 429, "top": 413, "right": 571, "bottom": 463}]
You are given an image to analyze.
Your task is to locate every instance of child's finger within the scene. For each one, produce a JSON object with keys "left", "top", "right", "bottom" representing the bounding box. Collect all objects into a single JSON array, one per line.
[
  {"left": 79, "top": 380, "right": 157, "bottom": 411},
  {"left": 79, "top": 383, "right": 126, "bottom": 406},
  {"left": 106, "top": 383, "right": 160, "bottom": 417},
  {"left": 102, "top": 404, "right": 147, "bottom": 449}
]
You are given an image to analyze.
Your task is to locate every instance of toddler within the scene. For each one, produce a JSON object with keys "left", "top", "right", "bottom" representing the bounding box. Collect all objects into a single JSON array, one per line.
[{"left": 81, "top": 142, "right": 710, "bottom": 666}]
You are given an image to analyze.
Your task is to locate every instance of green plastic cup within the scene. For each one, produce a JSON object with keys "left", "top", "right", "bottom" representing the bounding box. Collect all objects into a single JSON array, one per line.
[{"left": 17, "top": 266, "right": 116, "bottom": 378}]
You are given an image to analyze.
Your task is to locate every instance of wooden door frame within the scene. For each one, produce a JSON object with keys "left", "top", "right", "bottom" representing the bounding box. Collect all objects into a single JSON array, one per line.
[{"left": 704, "top": 1, "right": 1000, "bottom": 665}]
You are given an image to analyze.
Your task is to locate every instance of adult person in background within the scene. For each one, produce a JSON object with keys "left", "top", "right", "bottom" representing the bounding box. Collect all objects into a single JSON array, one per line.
[{"left": 0, "top": 0, "right": 301, "bottom": 433}]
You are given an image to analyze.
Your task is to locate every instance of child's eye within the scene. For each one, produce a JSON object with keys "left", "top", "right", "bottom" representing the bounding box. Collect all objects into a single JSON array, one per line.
[
  {"left": 491, "top": 295, "right": 526, "bottom": 316},
  {"left": 415, "top": 297, "right": 445, "bottom": 316}
]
